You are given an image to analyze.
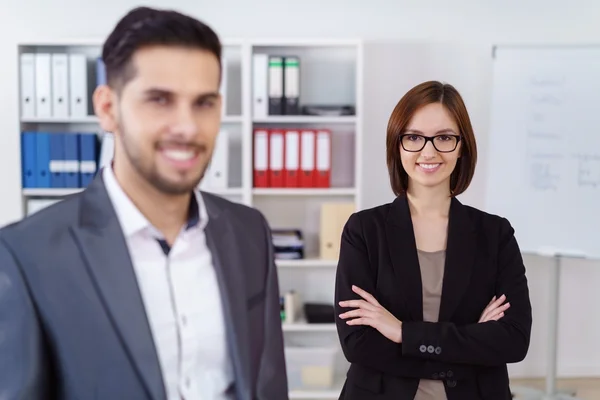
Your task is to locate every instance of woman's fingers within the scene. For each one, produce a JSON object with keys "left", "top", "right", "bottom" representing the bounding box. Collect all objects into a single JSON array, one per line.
[
  {"left": 481, "top": 302, "right": 511, "bottom": 322},
  {"left": 482, "top": 294, "right": 506, "bottom": 315},
  {"left": 479, "top": 295, "right": 509, "bottom": 322}
]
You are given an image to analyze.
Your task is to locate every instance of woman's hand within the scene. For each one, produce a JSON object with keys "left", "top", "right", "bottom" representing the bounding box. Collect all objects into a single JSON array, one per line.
[
  {"left": 479, "top": 294, "right": 510, "bottom": 323},
  {"left": 338, "top": 285, "right": 403, "bottom": 343}
]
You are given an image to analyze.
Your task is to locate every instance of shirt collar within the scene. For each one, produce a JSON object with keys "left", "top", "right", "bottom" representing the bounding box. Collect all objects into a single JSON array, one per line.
[{"left": 103, "top": 165, "right": 207, "bottom": 238}]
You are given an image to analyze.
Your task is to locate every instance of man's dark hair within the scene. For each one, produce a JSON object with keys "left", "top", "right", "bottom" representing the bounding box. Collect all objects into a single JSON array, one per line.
[{"left": 102, "top": 6, "right": 222, "bottom": 91}]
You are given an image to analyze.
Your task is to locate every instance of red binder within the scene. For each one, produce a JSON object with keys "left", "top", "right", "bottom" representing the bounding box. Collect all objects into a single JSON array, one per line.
[
  {"left": 253, "top": 129, "right": 269, "bottom": 187},
  {"left": 315, "top": 129, "right": 331, "bottom": 187},
  {"left": 284, "top": 130, "right": 300, "bottom": 187},
  {"left": 299, "top": 129, "right": 316, "bottom": 187},
  {"left": 268, "top": 129, "right": 285, "bottom": 187}
]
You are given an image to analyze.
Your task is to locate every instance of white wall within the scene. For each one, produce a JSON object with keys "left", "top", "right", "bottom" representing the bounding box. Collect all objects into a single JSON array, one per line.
[{"left": 1, "top": 0, "right": 599, "bottom": 379}]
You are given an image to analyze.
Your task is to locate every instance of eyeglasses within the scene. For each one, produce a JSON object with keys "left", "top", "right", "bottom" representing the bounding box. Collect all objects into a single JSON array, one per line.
[{"left": 399, "top": 133, "right": 461, "bottom": 153}]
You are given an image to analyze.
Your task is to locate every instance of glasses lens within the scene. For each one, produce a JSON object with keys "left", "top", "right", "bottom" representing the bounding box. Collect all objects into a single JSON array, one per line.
[
  {"left": 433, "top": 135, "right": 458, "bottom": 152},
  {"left": 402, "top": 135, "right": 425, "bottom": 151}
]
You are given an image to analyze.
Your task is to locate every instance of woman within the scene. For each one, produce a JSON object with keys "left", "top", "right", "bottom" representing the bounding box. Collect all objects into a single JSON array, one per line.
[{"left": 335, "top": 81, "right": 532, "bottom": 400}]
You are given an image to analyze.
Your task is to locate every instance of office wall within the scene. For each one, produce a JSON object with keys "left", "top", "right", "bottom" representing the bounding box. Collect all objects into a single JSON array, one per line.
[{"left": 1, "top": 0, "right": 599, "bottom": 378}]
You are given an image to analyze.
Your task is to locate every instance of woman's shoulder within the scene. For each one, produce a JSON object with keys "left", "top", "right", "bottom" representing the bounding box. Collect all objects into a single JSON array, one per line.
[
  {"left": 349, "top": 201, "right": 394, "bottom": 223},
  {"left": 459, "top": 201, "right": 515, "bottom": 237}
]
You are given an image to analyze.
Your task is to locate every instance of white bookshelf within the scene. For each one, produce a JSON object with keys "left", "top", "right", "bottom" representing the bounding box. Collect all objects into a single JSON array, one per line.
[{"left": 17, "top": 38, "right": 362, "bottom": 400}]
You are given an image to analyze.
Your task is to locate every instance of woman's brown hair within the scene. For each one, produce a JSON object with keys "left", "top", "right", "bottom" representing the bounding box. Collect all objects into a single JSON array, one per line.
[{"left": 386, "top": 80, "right": 477, "bottom": 197}]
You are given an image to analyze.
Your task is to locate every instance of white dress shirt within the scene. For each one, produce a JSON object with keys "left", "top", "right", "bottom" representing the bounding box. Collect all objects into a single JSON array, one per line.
[{"left": 103, "top": 166, "right": 234, "bottom": 399}]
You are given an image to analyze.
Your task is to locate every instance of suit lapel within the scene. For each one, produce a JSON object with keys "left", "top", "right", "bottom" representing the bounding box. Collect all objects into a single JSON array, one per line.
[
  {"left": 69, "top": 174, "right": 166, "bottom": 400},
  {"left": 203, "top": 194, "right": 251, "bottom": 400},
  {"left": 438, "top": 197, "right": 477, "bottom": 321},
  {"left": 385, "top": 196, "right": 423, "bottom": 321}
]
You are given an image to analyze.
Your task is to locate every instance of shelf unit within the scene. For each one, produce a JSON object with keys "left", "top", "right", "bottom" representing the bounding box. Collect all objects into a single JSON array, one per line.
[{"left": 17, "top": 38, "right": 363, "bottom": 399}]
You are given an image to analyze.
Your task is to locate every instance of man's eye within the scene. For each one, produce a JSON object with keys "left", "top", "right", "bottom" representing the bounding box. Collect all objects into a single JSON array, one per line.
[
  {"left": 149, "top": 96, "right": 168, "bottom": 104},
  {"left": 197, "top": 99, "right": 215, "bottom": 107}
]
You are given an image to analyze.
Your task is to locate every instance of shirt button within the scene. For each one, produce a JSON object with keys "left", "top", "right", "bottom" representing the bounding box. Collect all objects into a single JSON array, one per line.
[
  {"left": 185, "top": 377, "right": 191, "bottom": 387},
  {"left": 181, "top": 315, "right": 187, "bottom": 326}
]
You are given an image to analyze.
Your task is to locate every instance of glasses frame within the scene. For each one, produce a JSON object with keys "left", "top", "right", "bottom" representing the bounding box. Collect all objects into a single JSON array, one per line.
[{"left": 399, "top": 133, "right": 461, "bottom": 153}]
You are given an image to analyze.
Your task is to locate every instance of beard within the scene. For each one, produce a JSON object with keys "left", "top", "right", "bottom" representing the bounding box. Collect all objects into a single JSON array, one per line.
[{"left": 119, "top": 121, "right": 209, "bottom": 196}]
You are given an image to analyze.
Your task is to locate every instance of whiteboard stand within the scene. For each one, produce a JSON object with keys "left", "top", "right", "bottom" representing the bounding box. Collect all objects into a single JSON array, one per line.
[
  {"left": 542, "top": 254, "right": 577, "bottom": 399},
  {"left": 512, "top": 252, "right": 584, "bottom": 400}
]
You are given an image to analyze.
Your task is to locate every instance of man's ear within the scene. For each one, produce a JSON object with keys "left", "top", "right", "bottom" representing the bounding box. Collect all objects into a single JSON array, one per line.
[{"left": 93, "top": 84, "right": 118, "bottom": 134}]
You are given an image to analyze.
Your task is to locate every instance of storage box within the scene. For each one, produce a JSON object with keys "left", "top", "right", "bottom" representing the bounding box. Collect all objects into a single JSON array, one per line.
[{"left": 284, "top": 346, "right": 338, "bottom": 390}]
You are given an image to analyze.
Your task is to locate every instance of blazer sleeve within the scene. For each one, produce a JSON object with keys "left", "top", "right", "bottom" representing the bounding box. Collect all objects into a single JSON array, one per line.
[
  {"left": 401, "top": 217, "right": 532, "bottom": 366},
  {"left": 334, "top": 213, "right": 478, "bottom": 380},
  {"left": 255, "top": 213, "right": 289, "bottom": 399},
  {"left": 0, "top": 237, "right": 49, "bottom": 399}
]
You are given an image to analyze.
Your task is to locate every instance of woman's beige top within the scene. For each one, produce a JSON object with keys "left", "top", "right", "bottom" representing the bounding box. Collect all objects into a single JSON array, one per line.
[{"left": 413, "top": 249, "right": 448, "bottom": 400}]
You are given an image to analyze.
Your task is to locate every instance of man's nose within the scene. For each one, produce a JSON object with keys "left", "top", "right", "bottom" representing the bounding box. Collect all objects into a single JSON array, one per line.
[{"left": 169, "top": 106, "right": 198, "bottom": 138}]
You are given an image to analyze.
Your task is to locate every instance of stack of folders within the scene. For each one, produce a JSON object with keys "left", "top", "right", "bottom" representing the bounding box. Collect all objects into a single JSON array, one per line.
[
  {"left": 21, "top": 132, "right": 98, "bottom": 189},
  {"left": 253, "top": 128, "right": 331, "bottom": 188},
  {"left": 252, "top": 54, "right": 300, "bottom": 117},
  {"left": 272, "top": 229, "right": 304, "bottom": 260},
  {"left": 20, "top": 53, "right": 106, "bottom": 118}
]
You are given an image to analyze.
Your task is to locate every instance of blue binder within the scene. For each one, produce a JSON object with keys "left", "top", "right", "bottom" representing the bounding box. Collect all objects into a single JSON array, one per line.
[
  {"left": 63, "top": 134, "right": 80, "bottom": 188},
  {"left": 36, "top": 132, "right": 51, "bottom": 188},
  {"left": 49, "top": 133, "right": 65, "bottom": 188},
  {"left": 21, "top": 131, "right": 37, "bottom": 188},
  {"left": 79, "top": 133, "right": 97, "bottom": 187},
  {"left": 96, "top": 58, "right": 106, "bottom": 86}
]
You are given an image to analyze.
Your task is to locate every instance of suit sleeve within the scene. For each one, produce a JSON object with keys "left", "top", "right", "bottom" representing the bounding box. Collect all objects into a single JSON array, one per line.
[
  {"left": 0, "top": 236, "right": 49, "bottom": 399},
  {"left": 255, "top": 213, "right": 289, "bottom": 399},
  {"left": 401, "top": 217, "right": 533, "bottom": 366},
  {"left": 334, "top": 213, "right": 477, "bottom": 380}
]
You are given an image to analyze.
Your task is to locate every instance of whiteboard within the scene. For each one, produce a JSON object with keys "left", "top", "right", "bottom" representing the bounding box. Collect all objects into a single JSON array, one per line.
[{"left": 484, "top": 45, "right": 600, "bottom": 260}]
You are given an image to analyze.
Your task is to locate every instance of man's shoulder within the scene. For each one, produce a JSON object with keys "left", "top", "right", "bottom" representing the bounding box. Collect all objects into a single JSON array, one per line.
[
  {"left": 0, "top": 193, "right": 81, "bottom": 246},
  {"left": 200, "top": 191, "right": 264, "bottom": 224}
]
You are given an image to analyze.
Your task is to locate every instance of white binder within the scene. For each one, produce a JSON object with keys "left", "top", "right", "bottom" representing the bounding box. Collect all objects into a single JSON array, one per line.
[
  {"left": 51, "top": 53, "right": 69, "bottom": 118},
  {"left": 206, "top": 130, "right": 229, "bottom": 189},
  {"left": 69, "top": 54, "right": 88, "bottom": 117},
  {"left": 220, "top": 56, "right": 227, "bottom": 117},
  {"left": 252, "top": 54, "right": 268, "bottom": 119},
  {"left": 20, "top": 53, "right": 36, "bottom": 118},
  {"left": 35, "top": 53, "right": 52, "bottom": 117},
  {"left": 99, "top": 132, "right": 115, "bottom": 169}
]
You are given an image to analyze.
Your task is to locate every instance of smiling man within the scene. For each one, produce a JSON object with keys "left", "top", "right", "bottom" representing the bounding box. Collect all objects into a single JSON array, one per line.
[{"left": 0, "top": 7, "right": 287, "bottom": 400}]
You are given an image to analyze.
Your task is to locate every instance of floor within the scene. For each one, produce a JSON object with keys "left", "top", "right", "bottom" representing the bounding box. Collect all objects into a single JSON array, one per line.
[{"left": 511, "top": 377, "right": 600, "bottom": 400}]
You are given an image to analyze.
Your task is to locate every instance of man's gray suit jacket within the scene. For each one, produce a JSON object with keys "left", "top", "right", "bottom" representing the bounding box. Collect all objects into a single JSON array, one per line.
[{"left": 0, "top": 173, "right": 289, "bottom": 400}]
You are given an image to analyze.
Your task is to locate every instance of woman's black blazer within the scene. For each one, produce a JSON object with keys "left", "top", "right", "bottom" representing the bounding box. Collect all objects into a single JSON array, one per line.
[{"left": 334, "top": 195, "right": 532, "bottom": 400}]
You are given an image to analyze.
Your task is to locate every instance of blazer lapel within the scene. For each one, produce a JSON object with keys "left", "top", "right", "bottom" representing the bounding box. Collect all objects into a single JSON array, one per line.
[
  {"left": 69, "top": 175, "right": 166, "bottom": 400},
  {"left": 203, "top": 194, "right": 251, "bottom": 400},
  {"left": 438, "top": 197, "right": 477, "bottom": 321},
  {"left": 385, "top": 196, "right": 423, "bottom": 322}
]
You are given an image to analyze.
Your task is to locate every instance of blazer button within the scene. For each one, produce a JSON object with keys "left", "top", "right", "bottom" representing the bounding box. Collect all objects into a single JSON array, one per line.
[
  {"left": 435, "top": 346, "right": 442, "bottom": 354},
  {"left": 432, "top": 373, "right": 439, "bottom": 379},
  {"left": 447, "top": 370, "right": 454, "bottom": 378},
  {"left": 447, "top": 379, "right": 457, "bottom": 388},
  {"left": 427, "top": 345, "right": 435, "bottom": 353},
  {"left": 439, "top": 372, "right": 446, "bottom": 379},
  {"left": 419, "top": 345, "right": 427, "bottom": 353}
]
